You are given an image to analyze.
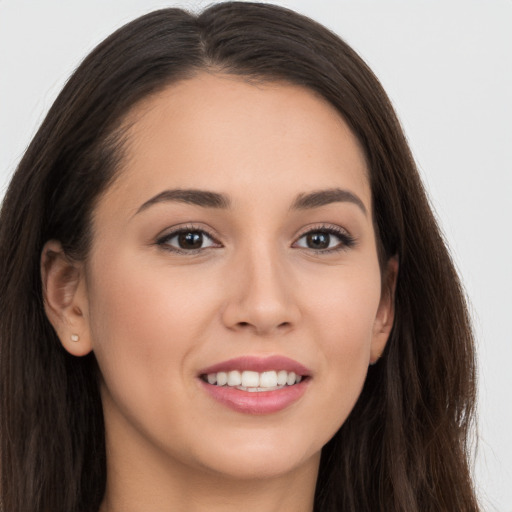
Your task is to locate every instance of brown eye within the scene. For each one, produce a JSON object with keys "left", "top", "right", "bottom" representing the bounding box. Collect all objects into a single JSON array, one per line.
[
  {"left": 158, "top": 229, "right": 218, "bottom": 252},
  {"left": 305, "top": 232, "right": 330, "bottom": 250},
  {"left": 178, "top": 232, "right": 204, "bottom": 249},
  {"left": 294, "top": 227, "right": 355, "bottom": 252}
]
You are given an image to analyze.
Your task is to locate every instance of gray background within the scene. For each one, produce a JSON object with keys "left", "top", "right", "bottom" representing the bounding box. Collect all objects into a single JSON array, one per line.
[{"left": 1, "top": 1, "right": 511, "bottom": 510}]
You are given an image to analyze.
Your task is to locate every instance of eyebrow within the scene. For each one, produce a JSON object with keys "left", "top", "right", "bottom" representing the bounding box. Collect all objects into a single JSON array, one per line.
[
  {"left": 136, "top": 187, "right": 367, "bottom": 216},
  {"left": 291, "top": 188, "right": 367, "bottom": 215},
  {"left": 136, "top": 189, "right": 231, "bottom": 213}
]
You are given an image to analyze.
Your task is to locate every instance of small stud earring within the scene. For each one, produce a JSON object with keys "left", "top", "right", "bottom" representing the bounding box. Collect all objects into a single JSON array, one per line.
[{"left": 70, "top": 334, "right": 80, "bottom": 342}]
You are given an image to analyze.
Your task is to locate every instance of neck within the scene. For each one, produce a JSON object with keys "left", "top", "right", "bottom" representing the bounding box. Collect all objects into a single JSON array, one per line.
[{"left": 100, "top": 451, "right": 319, "bottom": 512}]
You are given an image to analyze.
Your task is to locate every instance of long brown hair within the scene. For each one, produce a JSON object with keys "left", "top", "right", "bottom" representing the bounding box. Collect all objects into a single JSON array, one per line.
[{"left": 0, "top": 3, "right": 479, "bottom": 511}]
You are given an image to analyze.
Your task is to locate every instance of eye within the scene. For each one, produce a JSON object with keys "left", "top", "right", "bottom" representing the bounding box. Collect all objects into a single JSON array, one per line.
[
  {"left": 157, "top": 228, "right": 220, "bottom": 253},
  {"left": 293, "top": 227, "right": 355, "bottom": 252}
]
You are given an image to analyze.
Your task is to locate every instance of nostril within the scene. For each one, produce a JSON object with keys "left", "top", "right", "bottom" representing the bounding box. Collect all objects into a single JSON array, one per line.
[{"left": 234, "top": 321, "right": 292, "bottom": 332}]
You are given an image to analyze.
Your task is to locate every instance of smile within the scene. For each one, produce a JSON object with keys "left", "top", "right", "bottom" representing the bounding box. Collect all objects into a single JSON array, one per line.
[
  {"left": 201, "top": 370, "right": 303, "bottom": 391},
  {"left": 198, "top": 356, "right": 311, "bottom": 414}
]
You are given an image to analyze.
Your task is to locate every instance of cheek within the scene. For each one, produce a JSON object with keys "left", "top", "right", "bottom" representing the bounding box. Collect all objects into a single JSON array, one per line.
[
  {"left": 306, "top": 261, "right": 382, "bottom": 353},
  {"left": 89, "top": 245, "right": 217, "bottom": 335},
  {"left": 302, "top": 263, "right": 382, "bottom": 426},
  {"left": 85, "top": 249, "right": 219, "bottom": 399}
]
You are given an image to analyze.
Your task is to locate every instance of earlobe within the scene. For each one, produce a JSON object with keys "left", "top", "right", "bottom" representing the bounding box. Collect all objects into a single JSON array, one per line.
[
  {"left": 41, "top": 240, "right": 92, "bottom": 357},
  {"left": 370, "top": 255, "right": 399, "bottom": 364}
]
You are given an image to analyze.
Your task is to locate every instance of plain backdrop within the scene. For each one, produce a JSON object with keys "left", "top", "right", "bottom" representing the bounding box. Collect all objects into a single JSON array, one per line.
[{"left": 1, "top": 1, "right": 511, "bottom": 510}]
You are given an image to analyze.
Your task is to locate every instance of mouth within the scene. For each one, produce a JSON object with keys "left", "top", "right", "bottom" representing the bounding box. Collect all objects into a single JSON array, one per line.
[
  {"left": 198, "top": 356, "right": 311, "bottom": 414},
  {"left": 200, "top": 369, "right": 306, "bottom": 392}
]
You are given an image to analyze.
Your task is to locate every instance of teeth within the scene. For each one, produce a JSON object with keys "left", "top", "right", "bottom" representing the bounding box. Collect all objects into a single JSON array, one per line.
[
  {"left": 260, "top": 371, "right": 277, "bottom": 387},
  {"left": 216, "top": 372, "right": 228, "bottom": 386},
  {"left": 239, "top": 385, "right": 283, "bottom": 392},
  {"left": 204, "top": 370, "right": 304, "bottom": 389},
  {"left": 241, "top": 371, "right": 259, "bottom": 387},
  {"left": 277, "top": 370, "right": 288, "bottom": 386},
  {"left": 227, "top": 370, "right": 242, "bottom": 386}
]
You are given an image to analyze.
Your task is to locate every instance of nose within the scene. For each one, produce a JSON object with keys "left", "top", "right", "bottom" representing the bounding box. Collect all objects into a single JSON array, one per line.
[{"left": 221, "top": 244, "right": 301, "bottom": 336}]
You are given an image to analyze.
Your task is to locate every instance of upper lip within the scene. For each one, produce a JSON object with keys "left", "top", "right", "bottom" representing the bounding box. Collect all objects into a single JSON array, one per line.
[{"left": 198, "top": 355, "right": 311, "bottom": 377}]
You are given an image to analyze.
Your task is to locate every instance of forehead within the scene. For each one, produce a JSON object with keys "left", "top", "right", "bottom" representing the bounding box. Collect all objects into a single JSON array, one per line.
[{"left": 101, "top": 72, "right": 370, "bottom": 216}]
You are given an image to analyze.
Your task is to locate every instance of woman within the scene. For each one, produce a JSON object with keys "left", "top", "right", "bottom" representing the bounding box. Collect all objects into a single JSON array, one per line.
[{"left": 0, "top": 2, "right": 479, "bottom": 511}]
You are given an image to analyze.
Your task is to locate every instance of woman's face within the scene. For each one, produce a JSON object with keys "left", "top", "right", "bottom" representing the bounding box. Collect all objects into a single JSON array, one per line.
[{"left": 77, "top": 74, "right": 395, "bottom": 480}]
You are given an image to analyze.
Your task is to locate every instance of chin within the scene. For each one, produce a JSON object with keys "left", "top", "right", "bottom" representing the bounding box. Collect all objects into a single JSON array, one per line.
[
  {"left": 187, "top": 428, "right": 324, "bottom": 481},
  {"left": 203, "top": 451, "right": 319, "bottom": 482}
]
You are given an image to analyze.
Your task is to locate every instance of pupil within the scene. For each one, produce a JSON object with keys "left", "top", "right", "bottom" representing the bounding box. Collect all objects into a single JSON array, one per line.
[
  {"left": 307, "top": 232, "right": 329, "bottom": 249},
  {"left": 178, "top": 232, "right": 203, "bottom": 249}
]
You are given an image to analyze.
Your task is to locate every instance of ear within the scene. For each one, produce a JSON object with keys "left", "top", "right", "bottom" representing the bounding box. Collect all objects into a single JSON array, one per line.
[
  {"left": 41, "top": 240, "right": 92, "bottom": 356},
  {"left": 370, "top": 255, "right": 399, "bottom": 364}
]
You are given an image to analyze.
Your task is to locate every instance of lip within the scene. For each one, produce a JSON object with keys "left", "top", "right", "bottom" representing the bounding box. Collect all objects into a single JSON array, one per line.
[
  {"left": 198, "top": 355, "right": 311, "bottom": 415},
  {"left": 200, "top": 379, "right": 309, "bottom": 414},
  {"left": 198, "top": 355, "right": 311, "bottom": 376}
]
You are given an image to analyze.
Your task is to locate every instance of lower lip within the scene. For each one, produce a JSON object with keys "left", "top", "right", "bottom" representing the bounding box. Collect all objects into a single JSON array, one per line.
[{"left": 199, "top": 379, "right": 309, "bottom": 414}]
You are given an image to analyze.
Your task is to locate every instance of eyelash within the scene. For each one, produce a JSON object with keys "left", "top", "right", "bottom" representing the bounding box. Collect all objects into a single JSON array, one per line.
[
  {"left": 155, "top": 224, "right": 356, "bottom": 255},
  {"left": 155, "top": 224, "right": 221, "bottom": 255},
  {"left": 293, "top": 225, "right": 356, "bottom": 254}
]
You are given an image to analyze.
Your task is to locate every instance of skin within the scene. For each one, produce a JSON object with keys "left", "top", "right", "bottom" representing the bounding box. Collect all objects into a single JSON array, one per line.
[{"left": 42, "top": 73, "right": 397, "bottom": 512}]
